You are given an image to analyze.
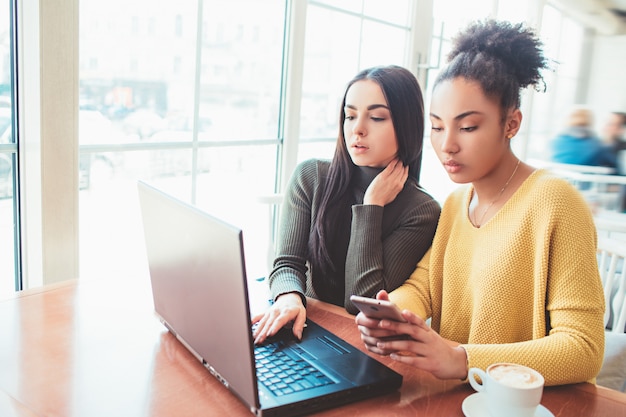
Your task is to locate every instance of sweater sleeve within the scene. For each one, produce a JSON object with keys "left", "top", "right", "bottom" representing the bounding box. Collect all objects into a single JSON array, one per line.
[
  {"left": 343, "top": 196, "right": 440, "bottom": 313},
  {"left": 388, "top": 248, "right": 432, "bottom": 319},
  {"left": 267, "top": 160, "right": 318, "bottom": 303}
]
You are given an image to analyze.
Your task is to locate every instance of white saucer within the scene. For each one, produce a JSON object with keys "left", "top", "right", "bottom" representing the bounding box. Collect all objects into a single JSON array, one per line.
[{"left": 462, "top": 393, "right": 554, "bottom": 417}]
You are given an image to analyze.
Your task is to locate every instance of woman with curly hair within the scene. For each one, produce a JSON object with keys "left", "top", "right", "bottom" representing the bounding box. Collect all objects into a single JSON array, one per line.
[
  {"left": 356, "top": 20, "right": 605, "bottom": 386},
  {"left": 252, "top": 66, "right": 441, "bottom": 344}
]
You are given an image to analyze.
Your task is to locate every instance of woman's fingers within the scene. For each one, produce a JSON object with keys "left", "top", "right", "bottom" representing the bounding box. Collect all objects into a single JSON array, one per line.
[
  {"left": 363, "top": 159, "right": 408, "bottom": 206},
  {"left": 253, "top": 294, "right": 305, "bottom": 344}
]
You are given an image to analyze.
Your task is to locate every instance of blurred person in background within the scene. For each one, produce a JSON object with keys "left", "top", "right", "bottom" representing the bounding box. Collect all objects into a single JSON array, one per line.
[
  {"left": 551, "top": 106, "right": 616, "bottom": 168},
  {"left": 603, "top": 111, "right": 626, "bottom": 211},
  {"left": 603, "top": 111, "right": 626, "bottom": 173}
]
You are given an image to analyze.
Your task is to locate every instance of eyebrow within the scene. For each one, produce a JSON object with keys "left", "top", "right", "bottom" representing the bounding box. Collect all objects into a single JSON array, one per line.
[
  {"left": 345, "top": 104, "right": 390, "bottom": 111},
  {"left": 430, "top": 110, "right": 484, "bottom": 120}
]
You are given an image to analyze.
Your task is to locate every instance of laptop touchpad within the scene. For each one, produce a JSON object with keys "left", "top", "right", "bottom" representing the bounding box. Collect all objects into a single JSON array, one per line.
[{"left": 297, "top": 336, "right": 350, "bottom": 360}]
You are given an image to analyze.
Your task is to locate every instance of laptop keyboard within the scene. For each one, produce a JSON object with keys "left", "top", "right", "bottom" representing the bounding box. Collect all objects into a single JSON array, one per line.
[{"left": 255, "top": 342, "right": 334, "bottom": 397}]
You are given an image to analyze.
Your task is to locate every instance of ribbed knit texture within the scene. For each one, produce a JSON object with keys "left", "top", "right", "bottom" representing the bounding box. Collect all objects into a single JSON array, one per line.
[
  {"left": 268, "top": 159, "right": 441, "bottom": 314},
  {"left": 389, "top": 169, "right": 606, "bottom": 386}
]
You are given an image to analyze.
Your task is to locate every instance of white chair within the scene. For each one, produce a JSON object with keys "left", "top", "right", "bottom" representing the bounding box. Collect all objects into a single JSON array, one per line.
[
  {"left": 560, "top": 172, "right": 626, "bottom": 211},
  {"left": 596, "top": 237, "right": 626, "bottom": 392},
  {"left": 598, "top": 237, "right": 626, "bottom": 332},
  {"left": 528, "top": 158, "right": 616, "bottom": 175},
  {"left": 595, "top": 213, "right": 626, "bottom": 241}
]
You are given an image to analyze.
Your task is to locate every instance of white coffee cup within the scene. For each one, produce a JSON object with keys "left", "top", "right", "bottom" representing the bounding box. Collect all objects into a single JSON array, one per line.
[{"left": 468, "top": 363, "right": 544, "bottom": 417}]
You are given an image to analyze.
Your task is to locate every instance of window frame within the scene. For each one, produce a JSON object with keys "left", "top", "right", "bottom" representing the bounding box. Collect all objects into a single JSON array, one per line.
[
  {"left": 17, "top": 0, "right": 79, "bottom": 288},
  {"left": 12, "top": 0, "right": 594, "bottom": 290}
]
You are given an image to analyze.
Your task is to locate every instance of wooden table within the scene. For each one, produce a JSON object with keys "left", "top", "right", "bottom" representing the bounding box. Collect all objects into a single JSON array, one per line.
[{"left": 1, "top": 278, "right": 625, "bottom": 417}]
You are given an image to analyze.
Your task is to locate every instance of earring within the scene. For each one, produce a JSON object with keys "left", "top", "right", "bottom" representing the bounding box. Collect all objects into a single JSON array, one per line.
[{"left": 506, "top": 133, "right": 514, "bottom": 139}]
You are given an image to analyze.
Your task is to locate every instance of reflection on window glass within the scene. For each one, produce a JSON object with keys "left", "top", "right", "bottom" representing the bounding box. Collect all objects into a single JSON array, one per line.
[{"left": 79, "top": 0, "right": 286, "bottom": 282}]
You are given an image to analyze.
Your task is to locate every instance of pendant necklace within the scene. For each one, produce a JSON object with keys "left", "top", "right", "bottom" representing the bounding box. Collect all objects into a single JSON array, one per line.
[{"left": 472, "top": 158, "right": 521, "bottom": 228}]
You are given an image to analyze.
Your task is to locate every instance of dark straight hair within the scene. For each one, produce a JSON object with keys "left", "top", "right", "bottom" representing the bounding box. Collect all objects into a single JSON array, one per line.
[{"left": 309, "top": 65, "right": 425, "bottom": 288}]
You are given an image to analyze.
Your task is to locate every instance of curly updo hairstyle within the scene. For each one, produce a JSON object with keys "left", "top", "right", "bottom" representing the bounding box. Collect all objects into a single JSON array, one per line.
[{"left": 435, "top": 19, "right": 550, "bottom": 122}]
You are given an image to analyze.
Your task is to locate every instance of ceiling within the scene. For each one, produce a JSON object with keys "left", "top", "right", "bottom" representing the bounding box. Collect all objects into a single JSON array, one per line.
[{"left": 551, "top": 0, "right": 626, "bottom": 35}]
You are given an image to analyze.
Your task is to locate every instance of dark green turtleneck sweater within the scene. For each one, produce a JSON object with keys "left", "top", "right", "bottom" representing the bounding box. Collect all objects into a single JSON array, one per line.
[{"left": 268, "top": 159, "right": 441, "bottom": 315}]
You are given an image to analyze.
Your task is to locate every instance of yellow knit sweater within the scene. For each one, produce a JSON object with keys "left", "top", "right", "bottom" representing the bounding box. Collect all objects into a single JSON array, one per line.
[{"left": 389, "top": 169, "right": 605, "bottom": 386}]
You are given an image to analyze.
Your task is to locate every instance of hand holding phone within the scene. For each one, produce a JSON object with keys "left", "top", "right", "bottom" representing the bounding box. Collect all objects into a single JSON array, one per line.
[{"left": 350, "top": 295, "right": 407, "bottom": 322}]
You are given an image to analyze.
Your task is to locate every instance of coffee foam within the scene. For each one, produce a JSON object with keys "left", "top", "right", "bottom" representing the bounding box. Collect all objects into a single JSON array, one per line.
[{"left": 489, "top": 364, "right": 543, "bottom": 389}]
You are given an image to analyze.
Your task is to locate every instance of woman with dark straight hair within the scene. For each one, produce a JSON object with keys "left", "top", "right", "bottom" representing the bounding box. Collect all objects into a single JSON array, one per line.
[{"left": 253, "top": 65, "right": 441, "bottom": 344}]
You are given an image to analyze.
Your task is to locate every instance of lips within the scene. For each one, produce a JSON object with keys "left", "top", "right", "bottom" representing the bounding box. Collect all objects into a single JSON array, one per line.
[
  {"left": 443, "top": 159, "right": 462, "bottom": 174},
  {"left": 351, "top": 142, "right": 369, "bottom": 154}
]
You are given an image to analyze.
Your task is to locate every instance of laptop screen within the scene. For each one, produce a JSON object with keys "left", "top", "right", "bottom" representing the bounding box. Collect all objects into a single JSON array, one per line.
[{"left": 138, "top": 181, "right": 260, "bottom": 409}]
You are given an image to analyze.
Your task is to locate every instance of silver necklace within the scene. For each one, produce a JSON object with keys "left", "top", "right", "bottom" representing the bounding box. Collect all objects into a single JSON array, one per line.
[{"left": 472, "top": 158, "right": 521, "bottom": 228}]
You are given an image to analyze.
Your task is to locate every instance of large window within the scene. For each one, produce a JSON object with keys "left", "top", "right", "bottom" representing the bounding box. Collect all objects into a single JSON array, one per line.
[
  {"left": 0, "top": 0, "right": 19, "bottom": 299},
  {"left": 3, "top": 1, "right": 610, "bottom": 296},
  {"left": 79, "top": 0, "right": 287, "bottom": 281},
  {"left": 78, "top": 0, "right": 419, "bottom": 283}
]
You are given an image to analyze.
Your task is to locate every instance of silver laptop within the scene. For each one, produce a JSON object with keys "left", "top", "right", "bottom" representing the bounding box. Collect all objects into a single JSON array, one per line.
[{"left": 138, "top": 181, "right": 402, "bottom": 417}]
